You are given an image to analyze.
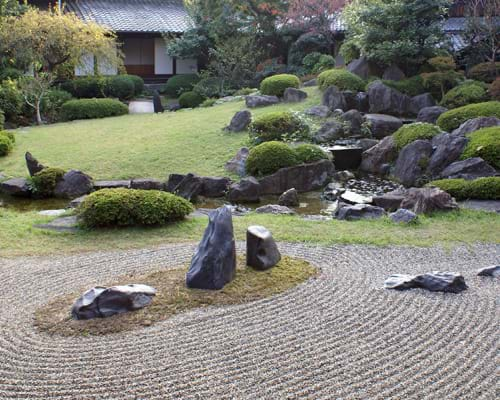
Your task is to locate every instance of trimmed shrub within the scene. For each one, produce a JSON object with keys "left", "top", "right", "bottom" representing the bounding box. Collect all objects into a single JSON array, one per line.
[
  {"left": 317, "top": 69, "right": 365, "bottom": 91},
  {"left": 489, "top": 78, "right": 500, "bottom": 101},
  {"left": 250, "top": 111, "right": 309, "bottom": 142},
  {"left": 78, "top": 188, "right": 193, "bottom": 228},
  {"left": 246, "top": 141, "right": 299, "bottom": 176},
  {"left": 421, "top": 70, "right": 463, "bottom": 100},
  {"left": 427, "top": 56, "right": 456, "bottom": 72},
  {"left": 437, "top": 101, "right": 500, "bottom": 131},
  {"left": 0, "top": 135, "right": 13, "bottom": 156},
  {"left": 260, "top": 74, "right": 300, "bottom": 97},
  {"left": 440, "top": 80, "right": 489, "bottom": 109},
  {"left": 105, "top": 75, "right": 135, "bottom": 100},
  {"left": 60, "top": 98, "right": 128, "bottom": 121},
  {"left": 302, "top": 52, "right": 322, "bottom": 72},
  {"left": 0, "top": 130, "right": 15, "bottom": 143},
  {"left": 178, "top": 91, "right": 204, "bottom": 108},
  {"left": 393, "top": 123, "right": 442, "bottom": 150},
  {"left": 0, "top": 79, "right": 23, "bottom": 121},
  {"left": 468, "top": 62, "right": 500, "bottom": 83},
  {"left": 461, "top": 127, "right": 500, "bottom": 169},
  {"left": 127, "top": 75, "right": 144, "bottom": 96},
  {"left": 294, "top": 144, "right": 328, "bottom": 163},
  {"left": 163, "top": 74, "right": 200, "bottom": 97},
  {"left": 382, "top": 76, "right": 426, "bottom": 97},
  {"left": 31, "top": 167, "right": 66, "bottom": 197},
  {"left": 312, "top": 55, "right": 335, "bottom": 74},
  {"left": 429, "top": 177, "right": 500, "bottom": 200},
  {"left": 200, "top": 98, "right": 217, "bottom": 108},
  {"left": 59, "top": 76, "right": 106, "bottom": 98},
  {"left": 0, "top": 110, "right": 4, "bottom": 130},
  {"left": 39, "top": 89, "right": 73, "bottom": 123}
]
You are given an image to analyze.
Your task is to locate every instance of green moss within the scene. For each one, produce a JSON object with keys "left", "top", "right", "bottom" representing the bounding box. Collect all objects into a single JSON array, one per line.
[
  {"left": 31, "top": 167, "right": 66, "bottom": 197},
  {"left": 246, "top": 141, "right": 299, "bottom": 176},
  {"left": 461, "top": 127, "right": 500, "bottom": 169},
  {"left": 250, "top": 111, "right": 309, "bottom": 142},
  {"left": 318, "top": 69, "right": 366, "bottom": 91},
  {"left": 382, "top": 76, "right": 425, "bottom": 97},
  {"left": 294, "top": 144, "right": 328, "bottom": 163},
  {"left": 60, "top": 98, "right": 128, "bottom": 121},
  {"left": 430, "top": 177, "right": 500, "bottom": 200},
  {"left": 178, "top": 91, "right": 205, "bottom": 108},
  {"left": 437, "top": 101, "right": 500, "bottom": 131},
  {"left": 260, "top": 74, "right": 300, "bottom": 97},
  {"left": 440, "top": 81, "right": 489, "bottom": 109},
  {"left": 393, "top": 123, "right": 442, "bottom": 150}
]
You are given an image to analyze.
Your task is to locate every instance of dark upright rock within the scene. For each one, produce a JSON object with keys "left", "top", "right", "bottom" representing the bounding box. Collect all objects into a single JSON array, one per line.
[
  {"left": 227, "top": 177, "right": 261, "bottom": 203},
  {"left": 365, "top": 114, "right": 403, "bottom": 139},
  {"left": 200, "top": 176, "right": 232, "bottom": 198},
  {"left": 322, "top": 86, "right": 346, "bottom": 111},
  {"left": 278, "top": 188, "right": 299, "bottom": 207},
  {"left": 427, "top": 133, "right": 468, "bottom": 177},
  {"left": 347, "top": 57, "right": 382, "bottom": 79},
  {"left": 226, "top": 110, "right": 252, "bottom": 132},
  {"left": 171, "top": 173, "right": 203, "bottom": 201},
  {"left": 409, "top": 93, "right": 436, "bottom": 116},
  {"left": 54, "top": 170, "right": 93, "bottom": 199},
  {"left": 367, "top": 81, "right": 410, "bottom": 116},
  {"left": 313, "top": 120, "right": 345, "bottom": 143},
  {"left": 283, "top": 88, "right": 308, "bottom": 103},
  {"left": 417, "top": 106, "right": 448, "bottom": 124},
  {"left": 246, "top": 225, "right": 281, "bottom": 270},
  {"left": 25, "top": 152, "right": 45, "bottom": 176},
  {"left": 153, "top": 91, "right": 164, "bottom": 113},
  {"left": 393, "top": 140, "right": 433, "bottom": 187},
  {"left": 360, "top": 136, "right": 398, "bottom": 175}
]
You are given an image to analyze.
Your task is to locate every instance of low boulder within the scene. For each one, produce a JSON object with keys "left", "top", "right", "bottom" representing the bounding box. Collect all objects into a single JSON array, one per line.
[
  {"left": 25, "top": 152, "right": 45, "bottom": 176},
  {"left": 225, "top": 110, "right": 252, "bottom": 132},
  {"left": 340, "top": 191, "right": 372, "bottom": 205},
  {"left": 400, "top": 187, "right": 458, "bottom": 214},
  {"left": 169, "top": 173, "right": 202, "bottom": 201},
  {"left": 278, "top": 188, "right": 299, "bottom": 207},
  {"left": 427, "top": 133, "right": 468, "bottom": 177},
  {"left": 372, "top": 189, "right": 407, "bottom": 211},
  {"left": 322, "top": 86, "right": 346, "bottom": 111},
  {"left": 94, "top": 180, "right": 130, "bottom": 190},
  {"left": 451, "top": 116, "right": 500, "bottom": 136},
  {"left": 256, "top": 204, "right": 295, "bottom": 215},
  {"left": 385, "top": 272, "right": 467, "bottom": 293},
  {"left": 393, "top": 140, "right": 433, "bottom": 187},
  {"left": 365, "top": 114, "right": 403, "bottom": 139},
  {"left": 0, "top": 178, "right": 31, "bottom": 197},
  {"left": 245, "top": 95, "right": 279, "bottom": 108},
  {"left": 417, "top": 106, "right": 448, "bottom": 124},
  {"left": 358, "top": 138, "right": 379, "bottom": 152},
  {"left": 200, "top": 176, "right": 232, "bottom": 198},
  {"left": 342, "top": 91, "right": 369, "bottom": 112},
  {"left": 360, "top": 136, "right": 398, "bottom": 175},
  {"left": 477, "top": 265, "right": 500, "bottom": 277},
  {"left": 390, "top": 208, "right": 418, "bottom": 224},
  {"left": 228, "top": 177, "right": 261, "bottom": 203},
  {"left": 409, "top": 93, "right": 436, "bottom": 116},
  {"left": 336, "top": 204, "right": 385, "bottom": 220},
  {"left": 130, "top": 178, "right": 165, "bottom": 191},
  {"left": 54, "top": 170, "right": 93, "bottom": 199},
  {"left": 246, "top": 225, "right": 281, "bottom": 270},
  {"left": 304, "top": 105, "right": 330, "bottom": 118},
  {"left": 153, "top": 91, "right": 164, "bottom": 113},
  {"left": 225, "top": 147, "right": 249, "bottom": 177},
  {"left": 313, "top": 120, "right": 344, "bottom": 143},
  {"left": 283, "top": 88, "right": 308, "bottom": 103},
  {"left": 439, "top": 157, "right": 497, "bottom": 180},
  {"left": 367, "top": 81, "right": 410, "bottom": 116}
]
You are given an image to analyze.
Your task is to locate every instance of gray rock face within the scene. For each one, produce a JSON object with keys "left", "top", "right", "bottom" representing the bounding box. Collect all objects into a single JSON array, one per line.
[
  {"left": 336, "top": 204, "right": 385, "bottom": 220},
  {"left": 367, "top": 81, "right": 410, "bottom": 116},
  {"left": 0, "top": 178, "right": 31, "bottom": 197},
  {"left": 71, "top": 284, "right": 157, "bottom": 320},
  {"left": 343, "top": 91, "right": 369, "bottom": 113},
  {"left": 409, "top": 93, "right": 436, "bottom": 116},
  {"left": 153, "top": 91, "right": 164, "bottom": 113},
  {"left": 314, "top": 120, "right": 344, "bottom": 143},
  {"left": 54, "top": 170, "right": 93, "bottom": 199},
  {"left": 385, "top": 272, "right": 467, "bottom": 293},
  {"left": 302, "top": 78, "right": 318, "bottom": 87},
  {"left": 428, "top": 133, "right": 468, "bottom": 177},
  {"left": 130, "top": 178, "right": 165, "bottom": 191},
  {"left": 347, "top": 57, "right": 382, "bottom": 79},
  {"left": 283, "top": 87, "right": 308, "bottom": 103},
  {"left": 451, "top": 116, "right": 500, "bottom": 136},
  {"left": 228, "top": 177, "right": 261, "bottom": 203},
  {"left": 340, "top": 191, "right": 372, "bottom": 205},
  {"left": 168, "top": 173, "right": 202, "bottom": 201},
  {"left": 94, "top": 180, "right": 131, "bottom": 190},
  {"left": 226, "top": 110, "right": 252, "bottom": 132},
  {"left": 69, "top": 195, "right": 87, "bottom": 208},
  {"left": 200, "top": 177, "right": 232, "bottom": 198},
  {"left": 304, "top": 105, "right": 330, "bottom": 118},
  {"left": 186, "top": 206, "right": 237, "bottom": 290},
  {"left": 365, "top": 114, "right": 403, "bottom": 139},
  {"left": 255, "top": 204, "right": 295, "bottom": 215},
  {"left": 439, "top": 157, "right": 496, "bottom": 180},
  {"left": 259, "top": 160, "right": 335, "bottom": 195},
  {"left": 477, "top": 265, "right": 500, "bottom": 277},
  {"left": 246, "top": 225, "right": 281, "bottom": 270},
  {"left": 341, "top": 109, "right": 364, "bottom": 135},
  {"left": 278, "top": 188, "right": 299, "bottom": 207},
  {"left": 25, "top": 152, "right": 45, "bottom": 176},
  {"left": 322, "top": 86, "right": 346, "bottom": 111},
  {"left": 382, "top": 65, "right": 406, "bottom": 81},
  {"left": 400, "top": 187, "right": 458, "bottom": 214},
  {"left": 390, "top": 208, "right": 418, "bottom": 224},
  {"left": 417, "top": 106, "right": 448, "bottom": 124},
  {"left": 360, "top": 136, "right": 398, "bottom": 175},
  {"left": 225, "top": 147, "right": 249, "bottom": 177},
  {"left": 393, "top": 140, "right": 433, "bottom": 187},
  {"left": 358, "top": 138, "right": 379, "bottom": 151},
  {"left": 245, "top": 95, "right": 279, "bottom": 108},
  {"left": 332, "top": 170, "right": 355, "bottom": 182},
  {"left": 372, "top": 189, "right": 407, "bottom": 211}
]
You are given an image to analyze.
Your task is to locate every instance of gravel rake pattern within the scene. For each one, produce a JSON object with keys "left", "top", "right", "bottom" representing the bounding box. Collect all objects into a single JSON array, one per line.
[{"left": 0, "top": 243, "right": 498, "bottom": 399}]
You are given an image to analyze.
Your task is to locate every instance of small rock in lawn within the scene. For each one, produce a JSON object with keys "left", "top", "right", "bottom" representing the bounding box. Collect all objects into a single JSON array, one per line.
[
  {"left": 390, "top": 209, "right": 418, "bottom": 224},
  {"left": 225, "top": 110, "right": 252, "bottom": 132},
  {"left": 304, "top": 105, "right": 330, "bottom": 118},
  {"left": 245, "top": 95, "right": 279, "bottom": 108},
  {"left": 278, "top": 188, "right": 299, "bottom": 207},
  {"left": 336, "top": 204, "right": 385, "bottom": 220},
  {"left": 255, "top": 204, "right": 296, "bottom": 215},
  {"left": 283, "top": 87, "right": 308, "bottom": 103},
  {"left": 477, "top": 265, "right": 500, "bottom": 278},
  {"left": 246, "top": 225, "right": 281, "bottom": 270}
]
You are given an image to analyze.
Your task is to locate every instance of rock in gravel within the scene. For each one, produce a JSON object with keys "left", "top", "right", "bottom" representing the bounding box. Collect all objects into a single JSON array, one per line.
[
  {"left": 417, "top": 106, "right": 448, "bottom": 124},
  {"left": 255, "top": 204, "right": 295, "bottom": 215},
  {"left": 400, "top": 187, "right": 458, "bottom": 214},
  {"left": 225, "top": 147, "right": 249, "bottom": 177},
  {"left": 336, "top": 204, "right": 385, "bottom": 220},
  {"left": 245, "top": 95, "right": 279, "bottom": 108},
  {"left": 0, "top": 178, "right": 31, "bottom": 197},
  {"left": 225, "top": 110, "right": 252, "bottom": 132},
  {"left": 451, "top": 116, "right": 500, "bottom": 137},
  {"left": 227, "top": 176, "right": 261, "bottom": 203},
  {"left": 384, "top": 272, "right": 467, "bottom": 293},
  {"left": 54, "top": 170, "right": 93, "bottom": 199},
  {"left": 365, "top": 114, "right": 403, "bottom": 139},
  {"left": 360, "top": 136, "right": 398, "bottom": 175},
  {"left": 186, "top": 206, "right": 237, "bottom": 290},
  {"left": 393, "top": 140, "right": 433, "bottom": 187},
  {"left": 304, "top": 105, "right": 330, "bottom": 118},
  {"left": 246, "top": 225, "right": 281, "bottom": 270},
  {"left": 477, "top": 265, "right": 500, "bottom": 277},
  {"left": 25, "top": 152, "right": 45, "bottom": 176},
  {"left": 367, "top": 81, "right": 410, "bottom": 116},
  {"left": 71, "top": 284, "right": 157, "bottom": 320},
  {"left": 439, "top": 157, "right": 497, "bottom": 180},
  {"left": 278, "top": 188, "right": 299, "bottom": 207},
  {"left": 390, "top": 208, "right": 418, "bottom": 224},
  {"left": 283, "top": 87, "right": 308, "bottom": 103},
  {"left": 130, "top": 178, "right": 165, "bottom": 191},
  {"left": 322, "top": 86, "right": 346, "bottom": 111}
]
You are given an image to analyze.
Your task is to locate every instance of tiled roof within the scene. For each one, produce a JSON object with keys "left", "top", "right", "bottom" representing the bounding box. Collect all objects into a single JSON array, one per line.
[{"left": 65, "top": 0, "right": 192, "bottom": 33}]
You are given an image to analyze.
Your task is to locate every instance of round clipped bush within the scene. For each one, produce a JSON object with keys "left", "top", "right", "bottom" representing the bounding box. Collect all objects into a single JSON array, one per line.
[
  {"left": 31, "top": 167, "right": 66, "bottom": 197},
  {"left": 250, "top": 111, "right": 309, "bottom": 142},
  {"left": 178, "top": 91, "right": 204, "bottom": 108},
  {"left": 430, "top": 177, "right": 500, "bottom": 200},
  {"left": 246, "top": 141, "right": 299, "bottom": 176},
  {"left": 59, "top": 77, "right": 106, "bottom": 98},
  {"left": 436, "top": 101, "right": 500, "bottom": 131},
  {"left": 0, "top": 130, "right": 15, "bottom": 144},
  {"left": 317, "top": 69, "right": 366, "bottom": 91},
  {"left": 489, "top": 78, "right": 500, "bottom": 101},
  {"left": 294, "top": 144, "right": 328, "bottom": 164},
  {"left": 0, "top": 134, "right": 13, "bottom": 156},
  {"left": 127, "top": 75, "right": 144, "bottom": 96},
  {"left": 260, "top": 74, "right": 300, "bottom": 97},
  {"left": 468, "top": 62, "right": 500, "bottom": 83},
  {"left": 105, "top": 75, "right": 135, "bottom": 100},
  {"left": 163, "top": 74, "right": 200, "bottom": 97},
  {"left": 393, "top": 123, "right": 442, "bottom": 150},
  {"left": 60, "top": 98, "right": 128, "bottom": 121},
  {"left": 461, "top": 127, "right": 500, "bottom": 169},
  {"left": 440, "top": 81, "right": 489, "bottom": 109},
  {"left": 78, "top": 188, "right": 193, "bottom": 228}
]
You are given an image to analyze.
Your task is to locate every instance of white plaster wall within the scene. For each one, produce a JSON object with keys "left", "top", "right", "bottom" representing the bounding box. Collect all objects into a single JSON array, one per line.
[{"left": 154, "top": 38, "right": 173, "bottom": 74}]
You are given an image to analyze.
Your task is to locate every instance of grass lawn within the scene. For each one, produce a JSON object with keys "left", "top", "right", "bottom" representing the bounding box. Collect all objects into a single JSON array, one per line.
[{"left": 0, "top": 88, "right": 322, "bottom": 180}]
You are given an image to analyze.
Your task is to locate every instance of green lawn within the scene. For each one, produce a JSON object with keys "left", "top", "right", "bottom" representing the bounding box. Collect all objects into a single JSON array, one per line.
[{"left": 0, "top": 88, "right": 322, "bottom": 180}]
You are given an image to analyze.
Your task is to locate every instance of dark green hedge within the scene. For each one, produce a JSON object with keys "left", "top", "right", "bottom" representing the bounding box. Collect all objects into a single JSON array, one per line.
[
  {"left": 260, "top": 74, "right": 300, "bottom": 97},
  {"left": 437, "top": 101, "right": 500, "bottom": 131},
  {"left": 429, "top": 177, "right": 500, "bottom": 200},
  {"left": 60, "top": 98, "right": 128, "bottom": 121},
  {"left": 246, "top": 141, "right": 299, "bottom": 176},
  {"left": 250, "top": 111, "right": 310, "bottom": 142}
]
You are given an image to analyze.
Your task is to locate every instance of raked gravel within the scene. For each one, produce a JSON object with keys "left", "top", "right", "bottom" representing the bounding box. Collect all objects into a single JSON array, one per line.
[{"left": 0, "top": 243, "right": 498, "bottom": 400}]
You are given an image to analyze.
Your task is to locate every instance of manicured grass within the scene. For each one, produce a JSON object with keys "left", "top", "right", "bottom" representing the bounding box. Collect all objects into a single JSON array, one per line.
[
  {"left": 0, "top": 88, "right": 321, "bottom": 180},
  {"left": 0, "top": 208, "right": 498, "bottom": 257}
]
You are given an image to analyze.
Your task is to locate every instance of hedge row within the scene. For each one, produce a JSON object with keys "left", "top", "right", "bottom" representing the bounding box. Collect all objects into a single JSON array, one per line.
[
  {"left": 60, "top": 98, "right": 129, "bottom": 121},
  {"left": 60, "top": 75, "right": 144, "bottom": 100},
  {"left": 436, "top": 101, "right": 500, "bottom": 131}
]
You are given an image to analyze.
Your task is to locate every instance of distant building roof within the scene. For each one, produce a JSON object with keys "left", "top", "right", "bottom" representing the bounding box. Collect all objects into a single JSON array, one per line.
[{"left": 65, "top": 0, "right": 192, "bottom": 33}]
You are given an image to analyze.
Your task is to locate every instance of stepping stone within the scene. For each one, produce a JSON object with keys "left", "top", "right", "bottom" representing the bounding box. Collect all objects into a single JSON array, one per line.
[
  {"left": 35, "top": 216, "right": 78, "bottom": 232},
  {"left": 38, "top": 209, "right": 66, "bottom": 217}
]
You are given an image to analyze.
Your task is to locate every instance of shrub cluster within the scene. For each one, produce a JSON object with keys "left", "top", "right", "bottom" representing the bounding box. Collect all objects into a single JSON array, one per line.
[
  {"left": 294, "top": 144, "right": 328, "bottom": 163},
  {"left": 246, "top": 141, "right": 299, "bottom": 176},
  {"left": 382, "top": 76, "right": 425, "bottom": 97},
  {"left": 60, "top": 75, "right": 144, "bottom": 99},
  {"left": 105, "top": 75, "right": 136, "bottom": 100},
  {"left": 250, "top": 111, "right": 309, "bottom": 142},
  {"left": 78, "top": 188, "right": 193, "bottom": 228},
  {"left": 178, "top": 91, "right": 205, "bottom": 108},
  {"left": 429, "top": 177, "right": 500, "bottom": 200},
  {"left": 489, "top": 78, "right": 500, "bottom": 101},
  {"left": 39, "top": 89, "right": 73, "bottom": 123},
  {"left": 60, "top": 98, "right": 128, "bottom": 121},
  {"left": 461, "top": 127, "right": 500, "bottom": 169},
  {"left": 31, "top": 167, "right": 66, "bottom": 197},
  {"left": 0, "top": 109, "right": 4, "bottom": 130},
  {"left": 420, "top": 70, "right": 463, "bottom": 100},
  {"left": 393, "top": 123, "right": 442, "bottom": 150},
  {"left": 164, "top": 74, "right": 200, "bottom": 97},
  {"left": 302, "top": 53, "right": 335, "bottom": 74},
  {"left": 60, "top": 76, "right": 106, "bottom": 98},
  {"left": 0, "top": 130, "right": 14, "bottom": 156},
  {"left": 318, "top": 69, "right": 366, "bottom": 91},
  {"left": 0, "top": 79, "right": 23, "bottom": 122},
  {"left": 427, "top": 56, "right": 456, "bottom": 72},
  {"left": 468, "top": 62, "right": 500, "bottom": 83},
  {"left": 436, "top": 101, "right": 500, "bottom": 131},
  {"left": 260, "top": 74, "right": 300, "bottom": 97},
  {"left": 440, "top": 81, "right": 489, "bottom": 109}
]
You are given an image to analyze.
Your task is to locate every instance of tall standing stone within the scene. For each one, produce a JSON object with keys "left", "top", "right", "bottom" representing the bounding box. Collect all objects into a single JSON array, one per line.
[
  {"left": 246, "top": 225, "right": 281, "bottom": 270},
  {"left": 153, "top": 91, "right": 164, "bottom": 113},
  {"left": 25, "top": 152, "right": 45, "bottom": 176}
]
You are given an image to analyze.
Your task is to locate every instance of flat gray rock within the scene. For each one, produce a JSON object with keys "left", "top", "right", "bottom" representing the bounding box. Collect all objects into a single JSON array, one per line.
[
  {"left": 385, "top": 271, "right": 468, "bottom": 293},
  {"left": 390, "top": 208, "right": 418, "bottom": 224},
  {"left": 35, "top": 216, "right": 78, "bottom": 232},
  {"left": 336, "top": 204, "right": 385, "bottom": 221},
  {"left": 94, "top": 180, "right": 131, "bottom": 190},
  {"left": 255, "top": 204, "right": 295, "bottom": 215},
  {"left": 38, "top": 209, "right": 67, "bottom": 217},
  {"left": 477, "top": 265, "right": 500, "bottom": 277},
  {"left": 340, "top": 191, "right": 372, "bottom": 205},
  {"left": 245, "top": 95, "right": 279, "bottom": 108}
]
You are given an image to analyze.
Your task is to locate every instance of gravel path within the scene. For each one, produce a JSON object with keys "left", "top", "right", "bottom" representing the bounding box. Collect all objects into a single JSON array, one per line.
[{"left": 0, "top": 243, "right": 498, "bottom": 399}]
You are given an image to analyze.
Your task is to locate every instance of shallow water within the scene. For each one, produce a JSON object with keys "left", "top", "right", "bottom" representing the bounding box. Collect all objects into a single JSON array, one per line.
[{"left": 0, "top": 194, "right": 69, "bottom": 212}]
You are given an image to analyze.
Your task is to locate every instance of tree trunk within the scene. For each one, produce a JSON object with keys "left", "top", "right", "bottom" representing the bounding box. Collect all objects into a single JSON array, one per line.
[{"left": 35, "top": 98, "right": 42, "bottom": 125}]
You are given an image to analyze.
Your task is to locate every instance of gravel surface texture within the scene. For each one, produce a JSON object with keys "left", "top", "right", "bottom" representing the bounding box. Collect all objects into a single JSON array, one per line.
[{"left": 0, "top": 243, "right": 498, "bottom": 399}]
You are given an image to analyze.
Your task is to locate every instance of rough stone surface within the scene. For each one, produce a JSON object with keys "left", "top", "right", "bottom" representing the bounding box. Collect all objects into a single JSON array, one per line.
[
  {"left": 246, "top": 225, "right": 281, "bottom": 270},
  {"left": 382, "top": 65, "right": 406, "bottom": 81},
  {"left": 35, "top": 215, "right": 78, "bottom": 232},
  {"left": 302, "top": 78, "right": 317, "bottom": 87},
  {"left": 373, "top": 189, "right": 407, "bottom": 211},
  {"left": 314, "top": 120, "right": 344, "bottom": 143},
  {"left": 227, "top": 177, "right": 261, "bottom": 203},
  {"left": 169, "top": 173, "right": 202, "bottom": 201},
  {"left": 322, "top": 86, "right": 346, "bottom": 111},
  {"left": 255, "top": 204, "right": 295, "bottom": 215},
  {"left": 245, "top": 95, "right": 279, "bottom": 108},
  {"left": 54, "top": 170, "right": 93, "bottom": 199},
  {"left": 385, "top": 272, "right": 467, "bottom": 294},
  {"left": 225, "top": 148, "right": 249, "bottom": 177},
  {"left": 225, "top": 111, "right": 252, "bottom": 132},
  {"left": 304, "top": 105, "right": 330, "bottom": 118},
  {"left": 360, "top": 136, "right": 398, "bottom": 175},
  {"left": 336, "top": 204, "right": 385, "bottom": 220},
  {"left": 283, "top": 87, "right": 308, "bottom": 103},
  {"left": 341, "top": 109, "right": 364, "bottom": 135},
  {"left": 477, "top": 265, "right": 500, "bottom": 277},
  {"left": 343, "top": 91, "right": 369, "bottom": 113},
  {"left": 367, "top": 81, "right": 410, "bottom": 116},
  {"left": 153, "top": 91, "right": 164, "bottom": 113},
  {"left": 94, "top": 180, "right": 131, "bottom": 190},
  {"left": 409, "top": 93, "right": 436, "bottom": 116},
  {"left": 259, "top": 160, "right": 334, "bottom": 195},
  {"left": 69, "top": 195, "right": 87, "bottom": 208},
  {"left": 358, "top": 138, "right": 379, "bottom": 151},
  {"left": 400, "top": 187, "right": 458, "bottom": 214},
  {"left": 340, "top": 191, "right": 372, "bottom": 205},
  {"left": 186, "top": 206, "right": 236, "bottom": 290},
  {"left": 130, "top": 179, "right": 165, "bottom": 191},
  {"left": 332, "top": 170, "right": 355, "bottom": 182},
  {"left": 417, "top": 106, "right": 448, "bottom": 124},
  {"left": 428, "top": 133, "right": 468, "bottom": 177},
  {"left": 390, "top": 208, "right": 418, "bottom": 224},
  {"left": 451, "top": 116, "right": 500, "bottom": 136},
  {"left": 439, "top": 157, "right": 497, "bottom": 180},
  {"left": 347, "top": 57, "right": 382, "bottom": 79},
  {"left": 278, "top": 188, "right": 299, "bottom": 207},
  {"left": 71, "top": 284, "right": 157, "bottom": 320},
  {"left": 25, "top": 152, "right": 45, "bottom": 176},
  {"left": 0, "top": 178, "right": 31, "bottom": 197},
  {"left": 200, "top": 176, "right": 232, "bottom": 198},
  {"left": 393, "top": 140, "right": 433, "bottom": 187},
  {"left": 365, "top": 114, "right": 403, "bottom": 139}
]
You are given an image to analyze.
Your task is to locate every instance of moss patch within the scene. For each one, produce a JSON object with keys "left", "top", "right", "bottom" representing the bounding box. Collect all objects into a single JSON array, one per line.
[{"left": 34, "top": 255, "right": 317, "bottom": 336}]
